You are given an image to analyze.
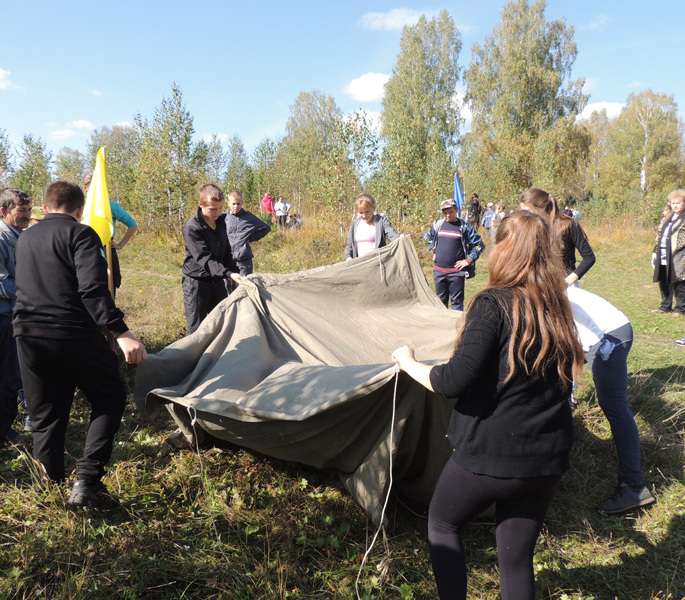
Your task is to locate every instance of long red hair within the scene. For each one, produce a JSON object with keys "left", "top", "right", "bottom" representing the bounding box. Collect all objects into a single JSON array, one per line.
[{"left": 474, "top": 210, "right": 583, "bottom": 384}]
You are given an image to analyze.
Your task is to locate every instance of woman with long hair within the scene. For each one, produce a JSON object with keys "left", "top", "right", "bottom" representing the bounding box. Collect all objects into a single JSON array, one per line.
[
  {"left": 392, "top": 211, "right": 583, "bottom": 600},
  {"left": 519, "top": 188, "right": 595, "bottom": 286}
]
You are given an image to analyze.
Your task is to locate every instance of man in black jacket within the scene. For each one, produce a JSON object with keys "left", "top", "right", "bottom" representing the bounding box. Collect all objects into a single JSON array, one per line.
[
  {"left": 225, "top": 190, "right": 270, "bottom": 276},
  {"left": 13, "top": 181, "right": 147, "bottom": 507},
  {"left": 182, "top": 184, "right": 236, "bottom": 334}
]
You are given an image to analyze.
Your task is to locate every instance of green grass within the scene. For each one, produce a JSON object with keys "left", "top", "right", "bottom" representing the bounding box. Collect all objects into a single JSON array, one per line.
[{"left": 0, "top": 218, "right": 683, "bottom": 599}]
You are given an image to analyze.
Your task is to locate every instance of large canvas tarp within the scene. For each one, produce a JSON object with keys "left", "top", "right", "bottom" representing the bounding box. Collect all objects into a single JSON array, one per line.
[{"left": 134, "top": 236, "right": 463, "bottom": 523}]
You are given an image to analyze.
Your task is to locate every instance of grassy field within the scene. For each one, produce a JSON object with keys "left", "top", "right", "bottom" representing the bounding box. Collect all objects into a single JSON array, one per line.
[{"left": 0, "top": 215, "right": 683, "bottom": 599}]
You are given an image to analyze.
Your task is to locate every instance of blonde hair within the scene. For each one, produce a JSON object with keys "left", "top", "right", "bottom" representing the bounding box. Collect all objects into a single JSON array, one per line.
[
  {"left": 355, "top": 193, "right": 376, "bottom": 210},
  {"left": 667, "top": 189, "right": 685, "bottom": 204},
  {"left": 227, "top": 190, "right": 243, "bottom": 202}
]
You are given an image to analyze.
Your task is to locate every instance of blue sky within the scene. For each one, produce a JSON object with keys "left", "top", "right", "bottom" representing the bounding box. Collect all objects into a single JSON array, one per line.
[{"left": 1, "top": 0, "right": 683, "bottom": 158}]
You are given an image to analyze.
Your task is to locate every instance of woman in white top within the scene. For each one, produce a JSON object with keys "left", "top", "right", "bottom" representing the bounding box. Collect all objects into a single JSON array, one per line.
[
  {"left": 567, "top": 286, "right": 655, "bottom": 514},
  {"left": 344, "top": 194, "right": 399, "bottom": 259}
]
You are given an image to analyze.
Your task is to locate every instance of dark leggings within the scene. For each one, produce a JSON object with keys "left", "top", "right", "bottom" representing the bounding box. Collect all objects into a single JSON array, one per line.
[{"left": 428, "top": 459, "right": 560, "bottom": 600}]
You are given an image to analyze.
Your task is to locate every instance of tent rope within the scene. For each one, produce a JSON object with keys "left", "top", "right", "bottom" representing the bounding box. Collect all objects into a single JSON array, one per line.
[
  {"left": 354, "top": 365, "right": 399, "bottom": 600},
  {"left": 186, "top": 405, "right": 206, "bottom": 480}
]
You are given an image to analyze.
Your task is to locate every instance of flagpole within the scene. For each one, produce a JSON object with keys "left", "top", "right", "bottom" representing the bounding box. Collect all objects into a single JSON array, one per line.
[{"left": 105, "top": 242, "right": 114, "bottom": 295}]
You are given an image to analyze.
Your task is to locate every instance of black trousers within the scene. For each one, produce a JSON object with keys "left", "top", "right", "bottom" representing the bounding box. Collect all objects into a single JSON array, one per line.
[
  {"left": 428, "top": 459, "right": 559, "bottom": 600},
  {"left": 658, "top": 266, "right": 685, "bottom": 312},
  {"left": 182, "top": 275, "right": 228, "bottom": 334},
  {"left": 0, "top": 314, "right": 21, "bottom": 437},
  {"left": 16, "top": 334, "right": 126, "bottom": 482}
]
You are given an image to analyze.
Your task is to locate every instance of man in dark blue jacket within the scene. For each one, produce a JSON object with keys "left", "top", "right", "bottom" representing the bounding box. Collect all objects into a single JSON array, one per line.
[
  {"left": 225, "top": 190, "right": 270, "bottom": 276},
  {"left": 426, "top": 199, "right": 484, "bottom": 311},
  {"left": 0, "top": 188, "right": 32, "bottom": 443}
]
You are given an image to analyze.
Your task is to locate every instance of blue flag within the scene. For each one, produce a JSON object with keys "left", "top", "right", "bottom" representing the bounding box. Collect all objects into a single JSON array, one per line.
[{"left": 453, "top": 173, "right": 464, "bottom": 213}]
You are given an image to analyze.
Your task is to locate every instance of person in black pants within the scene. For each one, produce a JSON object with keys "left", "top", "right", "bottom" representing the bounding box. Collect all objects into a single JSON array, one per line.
[
  {"left": 13, "top": 181, "right": 147, "bottom": 507},
  {"left": 393, "top": 211, "right": 584, "bottom": 600},
  {"left": 182, "top": 184, "right": 236, "bottom": 334}
]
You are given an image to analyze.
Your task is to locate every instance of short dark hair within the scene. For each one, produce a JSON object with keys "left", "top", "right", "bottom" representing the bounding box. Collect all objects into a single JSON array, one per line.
[
  {"left": 199, "top": 183, "right": 224, "bottom": 204},
  {"left": 45, "top": 181, "right": 85, "bottom": 213},
  {"left": 0, "top": 188, "right": 31, "bottom": 211}
]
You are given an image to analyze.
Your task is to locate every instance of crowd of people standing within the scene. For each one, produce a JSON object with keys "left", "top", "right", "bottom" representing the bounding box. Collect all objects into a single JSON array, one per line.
[{"left": 0, "top": 176, "right": 681, "bottom": 600}]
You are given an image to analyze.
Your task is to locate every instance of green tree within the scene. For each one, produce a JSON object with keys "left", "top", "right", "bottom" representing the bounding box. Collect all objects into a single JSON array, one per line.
[
  {"left": 54, "top": 147, "right": 86, "bottom": 184},
  {"left": 381, "top": 10, "right": 462, "bottom": 217},
  {"left": 225, "top": 135, "right": 252, "bottom": 198},
  {"left": 132, "top": 83, "right": 197, "bottom": 228},
  {"left": 0, "top": 129, "right": 11, "bottom": 186},
  {"left": 582, "top": 109, "right": 611, "bottom": 199},
  {"left": 462, "top": 0, "right": 586, "bottom": 202},
  {"left": 252, "top": 138, "right": 279, "bottom": 201},
  {"left": 277, "top": 90, "right": 357, "bottom": 212},
  {"left": 11, "top": 134, "right": 52, "bottom": 201},
  {"left": 600, "top": 90, "right": 684, "bottom": 207}
]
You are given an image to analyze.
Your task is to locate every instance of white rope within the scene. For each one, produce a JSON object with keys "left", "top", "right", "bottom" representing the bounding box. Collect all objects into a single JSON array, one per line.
[
  {"left": 355, "top": 366, "right": 399, "bottom": 600},
  {"left": 186, "top": 405, "right": 206, "bottom": 478}
]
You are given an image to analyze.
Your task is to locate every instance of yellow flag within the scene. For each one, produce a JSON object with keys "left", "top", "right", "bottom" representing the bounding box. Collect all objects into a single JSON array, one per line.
[{"left": 82, "top": 146, "right": 113, "bottom": 246}]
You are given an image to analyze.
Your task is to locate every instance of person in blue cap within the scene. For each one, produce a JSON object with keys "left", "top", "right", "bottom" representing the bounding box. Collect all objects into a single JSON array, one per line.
[{"left": 426, "top": 199, "right": 484, "bottom": 311}]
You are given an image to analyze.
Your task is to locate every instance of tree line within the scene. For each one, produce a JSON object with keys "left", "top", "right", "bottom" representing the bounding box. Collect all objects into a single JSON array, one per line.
[{"left": 0, "top": 0, "right": 682, "bottom": 231}]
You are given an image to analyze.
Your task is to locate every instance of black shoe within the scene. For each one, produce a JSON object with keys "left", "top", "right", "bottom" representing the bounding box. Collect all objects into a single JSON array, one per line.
[
  {"left": 0, "top": 428, "right": 20, "bottom": 447},
  {"left": 67, "top": 479, "right": 119, "bottom": 509},
  {"left": 658, "top": 307, "right": 672, "bottom": 313},
  {"left": 599, "top": 483, "right": 655, "bottom": 515}
]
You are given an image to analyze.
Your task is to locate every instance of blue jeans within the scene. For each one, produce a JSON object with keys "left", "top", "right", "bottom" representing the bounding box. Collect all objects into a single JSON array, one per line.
[
  {"left": 434, "top": 270, "right": 465, "bottom": 311},
  {"left": 592, "top": 324, "right": 644, "bottom": 487}
]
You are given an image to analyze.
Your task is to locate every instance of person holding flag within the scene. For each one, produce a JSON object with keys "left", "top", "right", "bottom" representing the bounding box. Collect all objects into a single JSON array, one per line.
[
  {"left": 82, "top": 173, "right": 138, "bottom": 298},
  {"left": 14, "top": 170, "right": 147, "bottom": 506}
]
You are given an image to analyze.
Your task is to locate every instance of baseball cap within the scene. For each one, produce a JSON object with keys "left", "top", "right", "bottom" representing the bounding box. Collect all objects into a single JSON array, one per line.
[{"left": 440, "top": 199, "right": 456, "bottom": 211}]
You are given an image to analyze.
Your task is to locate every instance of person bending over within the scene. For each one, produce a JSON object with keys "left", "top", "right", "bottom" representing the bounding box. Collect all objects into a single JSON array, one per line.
[
  {"left": 13, "top": 181, "right": 146, "bottom": 507},
  {"left": 567, "top": 286, "right": 655, "bottom": 514},
  {"left": 182, "top": 184, "right": 236, "bottom": 334},
  {"left": 393, "top": 211, "right": 583, "bottom": 600}
]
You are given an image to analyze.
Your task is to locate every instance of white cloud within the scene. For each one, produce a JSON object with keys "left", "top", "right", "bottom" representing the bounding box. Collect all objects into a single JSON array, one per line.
[
  {"left": 90, "top": 89, "right": 103, "bottom": 97},
  {"left": 360, "top": 8, "right": 437, "bottom": 31},
  {"left": 69, "top": 119, "right": 95, "bottom": 130},
  {"left": 0, "top": 68, "right": 16, "bottom": 91},
  {"left": 578, "top": 101, "right": 625, "bottom": 121},
  {"left": 114, "top": 121, "right": 133, "bottom": 128},
  {"left": 583, "top": 77, "right": 598, "bottom": 94},
  {"left": 51, "top": 129, "right": 76, "bottom": 140},
  {"left": 344, "top": 72, "right": 390, "bottom": 103},
  {"left": 586, "top": 14, "right": 609, "bottom": 31}
]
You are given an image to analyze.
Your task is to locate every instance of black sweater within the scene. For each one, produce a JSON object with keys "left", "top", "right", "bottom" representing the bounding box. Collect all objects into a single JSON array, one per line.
[
  {"left": 562, "top": 221, "right": 595, "bottom": 279},
  {"left": 182, "top": 211, "right": 235, "bottom": 280},
  {"left": 429, "top": 289, "right": 573, "bottom": 478},
  {"left": 13, "top": 213, "right": 128, "bottom": 339}
]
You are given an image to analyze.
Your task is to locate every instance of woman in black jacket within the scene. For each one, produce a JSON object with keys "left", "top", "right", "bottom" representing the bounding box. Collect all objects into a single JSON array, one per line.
[
  {"left": 392, "top": 211, "right": 583, "bottom": 600},
  {"left": 520, "top": 188, "right": 595, "bottom": 286}
]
